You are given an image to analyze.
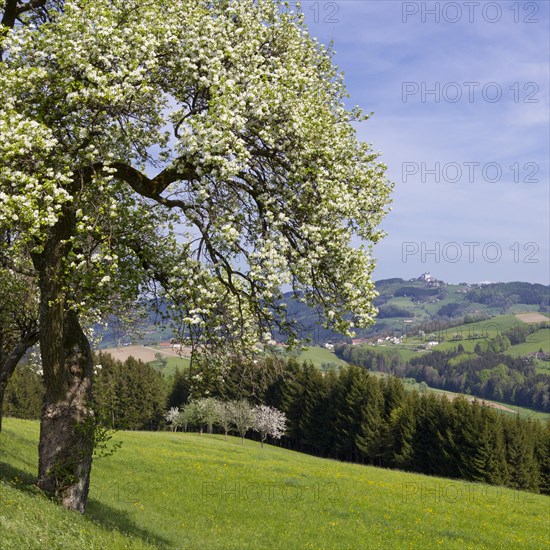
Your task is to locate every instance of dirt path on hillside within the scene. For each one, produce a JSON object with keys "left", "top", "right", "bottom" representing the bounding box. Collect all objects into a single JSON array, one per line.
[{"left": 441, "top": 392, "right": 515, "bottom": 413}]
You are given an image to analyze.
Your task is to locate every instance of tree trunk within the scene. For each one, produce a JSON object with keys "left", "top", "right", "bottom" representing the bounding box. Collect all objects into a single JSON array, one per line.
[
  {"left": 36, "top": 308, "right": 94, "bottom": 513},
  {"left": 0, "top": 334, "right": 39, "bottom": 433},
  {"left": 32, "top": 209, "right": 94, "bottom": 514}
]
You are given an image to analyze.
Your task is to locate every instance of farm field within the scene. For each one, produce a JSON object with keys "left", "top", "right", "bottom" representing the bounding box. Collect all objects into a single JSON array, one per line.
[
  {"left": 431, "top": 340, "right": 482, "bottom": 353},
  {"left": 153, "top": 355, "right": 192, "bottom": 377},
  {"left": 1, "top": 418, "right": 548, "bottom": 549},
  {"left": 429, "top": 314, "right": 530, "bottom": 352},
  {"left": 100, "top": 345, "right": 184, "bottom": 364},
  {"left": 357, "top": 344, "right": 425, "bottom": 362},
  {"left": 515, "top": 312, "right": 550, "bottom": 323},
  {"left": 437, "top": 315, "right": 526, "bottom": 339},
  {"left": 100, "top": 345, "right": 191, "bottom": 377},
  {"left": 98, "top": 345, "right": 346, "bottom": 375},
  {"left": 426, "top": 314, "right": 549, "bottom": 357}
]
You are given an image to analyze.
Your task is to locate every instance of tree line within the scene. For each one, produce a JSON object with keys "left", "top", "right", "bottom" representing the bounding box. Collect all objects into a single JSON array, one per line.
[{"left": 165, "top": 398, "right": 286, "bottom": 447}]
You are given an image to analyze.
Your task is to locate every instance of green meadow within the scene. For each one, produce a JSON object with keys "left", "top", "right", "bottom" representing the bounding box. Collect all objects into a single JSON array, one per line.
[
  {"left": 1, "top": 418, "right": 548, "bottom": 549},
  {"left": 434, "top": 315, "right": 523, "bottom": 342},
  {"left": 429, "top": 314, "right": 549, "bottom": 356},
  {"left": 260, "top": 345, "right": 349, "bottom": 369},
  {"left": 149, "top": 355, "right": 191, "bottom": 378},
  {"left": 293, "top": 346, "right": 348, "bottom": 368},
  {"left": 353, "top": 344, "right": 425, "bottom": 363}
]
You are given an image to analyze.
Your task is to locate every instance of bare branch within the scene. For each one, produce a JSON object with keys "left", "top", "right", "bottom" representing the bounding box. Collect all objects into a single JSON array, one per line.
[
  {"left": 1, "top": 0, "right": 47, "bottom": 28},
  {"left": 81, "top": 162, "right": 197, "bottom": 211},
  {"left": 1, "top": 0, "right": 18, "bottom": 28}
]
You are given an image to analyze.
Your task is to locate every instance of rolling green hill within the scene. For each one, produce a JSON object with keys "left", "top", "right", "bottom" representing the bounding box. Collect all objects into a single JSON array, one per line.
[{"left": 1, "top": 418, "right": 548, "bottom": 549}]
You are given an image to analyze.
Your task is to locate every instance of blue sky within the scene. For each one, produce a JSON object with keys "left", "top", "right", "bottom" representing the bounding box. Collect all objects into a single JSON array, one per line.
[{"left": 299, "top": 0, "right": 549, "bottom": 284}]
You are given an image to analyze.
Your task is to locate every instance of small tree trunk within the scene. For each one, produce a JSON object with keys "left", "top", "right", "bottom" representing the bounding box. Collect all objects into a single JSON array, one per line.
[
  {"left": 0, "top": 381, "right": 6, "bottom": 433},
  {"left": 0, "top": 332, "right": 40, "bottom": 433},
  {"left": 241, "top": 434, "right": 245, "bottom": 445}
]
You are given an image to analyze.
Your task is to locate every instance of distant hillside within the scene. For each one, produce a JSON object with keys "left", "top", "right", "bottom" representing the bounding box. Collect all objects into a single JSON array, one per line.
[
  {"left": 272, "top": 277, "right": 549, "bottom": 344},
  {"left": 97, "top": 276, "right": 550, "bottom": 347}
]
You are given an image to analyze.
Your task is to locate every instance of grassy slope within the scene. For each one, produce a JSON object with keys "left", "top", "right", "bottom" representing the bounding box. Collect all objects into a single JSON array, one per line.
[
  {"left": 148, "top": 346, "right": 347, "bottom": 376},
  {"left": 504, "top": 328, "right": 550, "bottom": 357},
  {"left": 1, "top": 419, "right": 549, "bottom": 549},
  {"left": 434, "top": 315, "right": 523, "bottom": 341},
  {"left": 353, "top": 344, "right": 425, "bottom": 363},
  {"left": 293, "top": 346, "right": 348, "bottom": 367},
  {"left": 149, "top": 355, "right": 191, "bottom": 378},
  {"left": 264, "top": 346, "right": 349, "bottom": 369}
]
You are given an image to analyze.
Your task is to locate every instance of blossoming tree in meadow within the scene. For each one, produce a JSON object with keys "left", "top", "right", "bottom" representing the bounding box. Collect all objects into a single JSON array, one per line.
[
  {"left": 228, "top": 400, "right": 257, "bottom": 445},
  {"left": 215, "top": 400, "right": 234, "bottom": 440},
  {"left": 165, "top": 407, "right": 181, "bottom": 432},
  {"left": 0, "top": 0, "right": 392, "bottom": 512},
  {"left": 254, "top": 404, "right": 286, "bottom": 448}
]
